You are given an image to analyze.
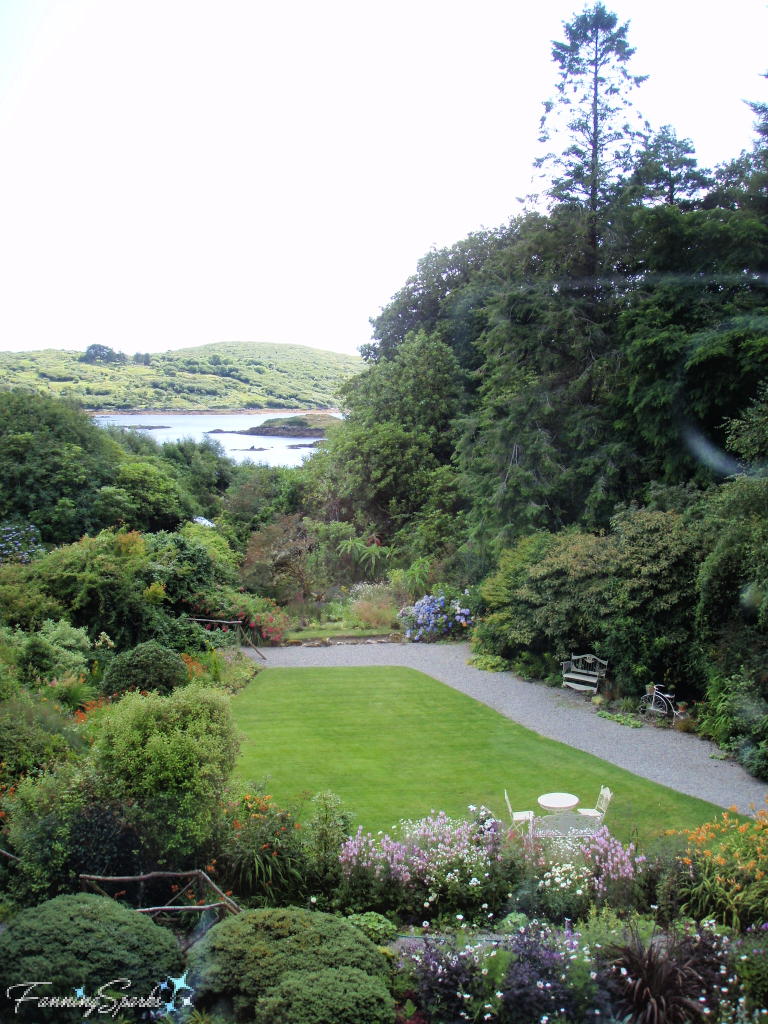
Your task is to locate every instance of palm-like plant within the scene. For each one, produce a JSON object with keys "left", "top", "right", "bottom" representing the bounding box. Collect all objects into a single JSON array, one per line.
[
  {"left": 404, "top": 556, "right": 431, "bottom": 598},
  {"left": 606, "top": 928, "right": 726, "bottom": 1024},
  {"left": 359, "top": 544, "right": 393, "bottom": 575}
]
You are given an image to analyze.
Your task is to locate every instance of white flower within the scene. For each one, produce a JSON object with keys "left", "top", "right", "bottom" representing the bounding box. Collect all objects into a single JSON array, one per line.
[
  {"left": 456, "top": 914, "right": 464, "bottom": 920},
  {"left": 590, "top": 972, "right": 597, "bottom": 980},
  {"left": 482, "top": 903, "right": 488, "bottom": 909},
  {"left": 424, "top": 902, "right": 430, "bottom": 908},
  {"left": 423, "top": 921, "right": 430, "bottom": 928},
  {"left": 482, "top": 968, "right": 488, "bottom": 975},
  {"left": 309, "top": 896, "right": 317, "bottom": 904},
  {"left": 496, "top": 991, "right": 503, "bottom": 998}
]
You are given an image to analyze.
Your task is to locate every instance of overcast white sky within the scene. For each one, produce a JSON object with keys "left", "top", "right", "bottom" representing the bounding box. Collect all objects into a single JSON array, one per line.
[{"left": 0, "top": 0, "right": 766, "bottom": 357}]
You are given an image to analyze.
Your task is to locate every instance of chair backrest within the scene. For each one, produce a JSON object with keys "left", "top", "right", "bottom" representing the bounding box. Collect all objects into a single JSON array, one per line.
[{"left": 596, "top": 786, "right": 612, "bottom": 814}]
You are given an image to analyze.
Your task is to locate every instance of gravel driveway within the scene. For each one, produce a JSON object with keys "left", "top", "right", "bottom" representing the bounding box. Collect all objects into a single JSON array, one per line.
[{"left": 247, "top": 642, "right": 768, "bottom": 815}]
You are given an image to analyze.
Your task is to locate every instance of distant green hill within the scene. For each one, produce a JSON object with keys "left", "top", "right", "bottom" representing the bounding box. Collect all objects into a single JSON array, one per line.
[{"left": 0, "top": 342, "right": 362, "bottom": 410}]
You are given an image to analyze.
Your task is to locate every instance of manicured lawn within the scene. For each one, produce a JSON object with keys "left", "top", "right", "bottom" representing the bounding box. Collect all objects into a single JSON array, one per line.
[{"left": 232, "top": 666, "right": 722, "bottom": 846}]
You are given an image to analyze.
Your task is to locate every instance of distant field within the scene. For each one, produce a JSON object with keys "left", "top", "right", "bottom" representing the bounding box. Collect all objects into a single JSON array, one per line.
[
  {"left": 0, "top": 342, "right": 362, "bottom": 411},
  {"left": 232, "top": 666, "right": 722, "bottom": 846}
]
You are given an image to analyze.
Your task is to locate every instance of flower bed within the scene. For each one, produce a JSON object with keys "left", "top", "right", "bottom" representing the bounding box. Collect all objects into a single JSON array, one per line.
[{"left": 340, "top": 806, "right": 510, "bottom": 918}]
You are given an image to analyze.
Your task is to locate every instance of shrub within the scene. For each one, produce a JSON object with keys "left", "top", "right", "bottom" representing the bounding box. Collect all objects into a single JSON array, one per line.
[
  {"left": 0, "top": 696, "right": 77, "bottom": 794},
  {"left": 303, "top": 789, "right": 355, "bottom": 880},
  {"left": 100, "top": 639, "right": 189, "bottom": 696},
  {"left": 188, "top": 589, "right": 288, "bottom": 645},
  {"left": 733, "top": 925, "right": 768, "bottom": 1013},
  {"left": 605, "top": 926, "right": 731, "bottom": 1023},
  {"left": 0, "top": 520, "right": 44, "bottom": 565},
  {"left": 186, "top": 907, "right": 390, "bottom": 1020},
  {"left": 4, "top": 764, "right": 88, "bottom": 902},
  {"left": 10, "top": 619, "right": 92, "bottom": 681},
  {"left": 580, "top": 826, "right": 646, "bottom": 905},
  {"left": 254, "top": 967, "right": 395, "bottom": 1024},
  {"left": 698, "top": 668, "right": 768, "bottom": 780},
  {"left": 49, "top": 674, "right": 97, "bottom": 711},
  {"left": 94, "top": 684, "right": 239, "bottom": 865},
  {"left": 412, "top": 936, "right": 488, "bottom": 1022},
  {"left": 499, "top": 923, "right": 576, "bottom": 1024},
  {"left": 398, "top": 590, "right": 473, "bottom": 642},
  {"left": 679, "top": 806, "right": 768, "bottom": 930},
  {"left": 473, "top": 508, "right": 703, "bottom": 697},
  {"left": 0, "top": 893, "right": 182, "bottom": 1020},
  {"left": 222, "top": 789, "right": 307, "bottom": 904},
  {"left": 347, "top": 911, "right": 398, "bottom": 945},
  {"left": 534, "top": 860, "right": 593, "bottom": 923}
]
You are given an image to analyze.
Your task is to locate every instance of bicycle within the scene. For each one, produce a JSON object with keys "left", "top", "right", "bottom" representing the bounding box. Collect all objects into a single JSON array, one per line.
[{"left": 638, "top": 684, "right": 686, "bottom": 721}]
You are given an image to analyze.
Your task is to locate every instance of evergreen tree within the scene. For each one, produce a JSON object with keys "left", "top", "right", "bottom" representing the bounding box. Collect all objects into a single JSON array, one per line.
[
  {"left": 536, "top": 3, "right": 647, "bottom": 272},
  {"left": 631, "top": 126, "right": 711, "bottom": 208}
]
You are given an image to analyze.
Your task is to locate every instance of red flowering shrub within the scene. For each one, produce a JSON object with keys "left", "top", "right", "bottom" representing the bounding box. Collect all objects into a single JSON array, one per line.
[{"left": 188, "top": 590, "right": 288, "bottom": 645}]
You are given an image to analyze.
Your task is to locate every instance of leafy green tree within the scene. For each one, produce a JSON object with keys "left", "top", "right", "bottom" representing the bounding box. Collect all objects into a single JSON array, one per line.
[
  {"left": 363, "top": 229, "right": 510, "bottom": 366},
  {"left": 726, "top": 380, "right": 768, "bottom": 464},
  {"left": 342, "top": 331, "right": 463, "bottom": 461},
  {"left": 0, "top": 393, "right": 120, "bottom": 543},
  {"left": 160, "top": 436, "right": 233, "bottom": 516}
]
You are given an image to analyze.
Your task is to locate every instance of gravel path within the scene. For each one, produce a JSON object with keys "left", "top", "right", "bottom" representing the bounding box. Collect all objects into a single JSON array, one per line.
[{"left": 247, "top": 642, "right": 768, "bottom": 815}]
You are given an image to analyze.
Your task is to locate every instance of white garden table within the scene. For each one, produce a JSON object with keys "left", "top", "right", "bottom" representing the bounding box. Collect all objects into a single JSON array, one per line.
[{"left": 537, "top": 792, "right": 579, "bottom": 813}]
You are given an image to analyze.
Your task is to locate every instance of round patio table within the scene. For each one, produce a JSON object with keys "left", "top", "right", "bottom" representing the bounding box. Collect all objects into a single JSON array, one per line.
[{"left": 538, "top": 792, "right": 579, "bottom": 812}]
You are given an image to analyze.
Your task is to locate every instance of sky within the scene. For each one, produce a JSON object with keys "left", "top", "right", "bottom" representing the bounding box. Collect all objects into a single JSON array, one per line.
[{"left": 0, "top": 1, "right": 766, "bottom": 358}]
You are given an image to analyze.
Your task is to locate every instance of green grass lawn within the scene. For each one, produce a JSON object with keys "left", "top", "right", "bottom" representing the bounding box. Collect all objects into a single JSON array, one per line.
[{"left": 232, "top": 666, "right": 723, "bottom": 847}]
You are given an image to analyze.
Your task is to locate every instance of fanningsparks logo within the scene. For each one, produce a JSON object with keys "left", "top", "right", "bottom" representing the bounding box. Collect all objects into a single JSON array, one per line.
[{"left": 6, "top": 973, "right": 194, "bottom": 1017}]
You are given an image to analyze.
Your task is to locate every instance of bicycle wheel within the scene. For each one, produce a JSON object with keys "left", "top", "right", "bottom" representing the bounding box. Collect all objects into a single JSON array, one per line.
[{"left": 652, "top": 694, "right": 670, "bottom": 715}]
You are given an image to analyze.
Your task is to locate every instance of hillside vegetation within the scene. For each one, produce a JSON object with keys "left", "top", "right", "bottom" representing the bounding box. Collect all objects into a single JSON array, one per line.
[
  {"left": 234, "top": 413, "right": 339, "bottom": 436},
  {"left": 0, "top": 342, "right": 361, "bottom": 410}
]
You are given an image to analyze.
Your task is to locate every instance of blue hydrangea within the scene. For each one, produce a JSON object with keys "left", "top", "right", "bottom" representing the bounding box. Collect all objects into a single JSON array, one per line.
[{"left": 399, "top": 591, "right": 474, "bottom": 643}]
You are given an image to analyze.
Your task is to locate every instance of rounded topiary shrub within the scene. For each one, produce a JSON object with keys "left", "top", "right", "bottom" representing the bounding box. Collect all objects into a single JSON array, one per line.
[
  {"left": 0, "top": 893, "right": 183, "bottom": 1021},
  {"left": 100, "top": 639, "right": 189, "bottom": 696},
  {"left": 255, "top": 967, "right": 395, "bottom": 1024},
  {"left": 186, "top": 907, "right": 390, "bottom": 1020},
  {"left": 346, "top": 911, "right": 398, "bottom": 946}
]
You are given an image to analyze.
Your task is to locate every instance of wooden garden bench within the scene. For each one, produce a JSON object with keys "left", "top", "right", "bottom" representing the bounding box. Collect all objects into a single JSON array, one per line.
[{"left": 561, "top": 653, "right": 608, "bottom": 694}]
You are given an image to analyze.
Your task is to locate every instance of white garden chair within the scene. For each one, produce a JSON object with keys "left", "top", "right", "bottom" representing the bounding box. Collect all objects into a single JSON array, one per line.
[
  {"left": 577, "top": 786, "right": 612, "bottom": 825},
  {"left": 505, "top": 789, "right": 534, "bottom": 835}
]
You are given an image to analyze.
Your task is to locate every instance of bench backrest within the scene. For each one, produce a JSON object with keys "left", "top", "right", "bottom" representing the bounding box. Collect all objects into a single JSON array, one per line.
[{"left": 571, "top": 654, "right": 608, "bottom": 677}]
